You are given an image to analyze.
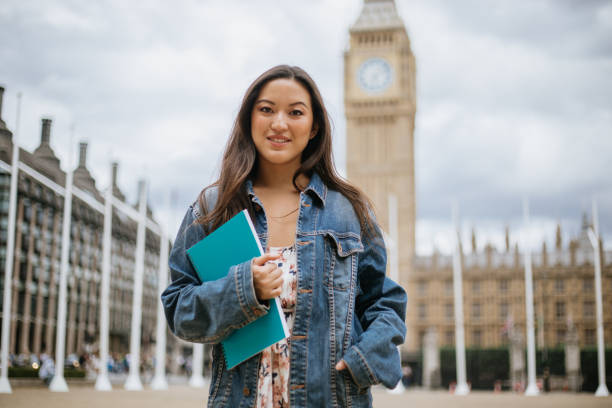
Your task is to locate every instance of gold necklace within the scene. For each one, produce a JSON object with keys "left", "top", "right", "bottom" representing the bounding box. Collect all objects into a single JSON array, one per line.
[{"left": 269, "top": 206, "right": 299, "bottom": 219}]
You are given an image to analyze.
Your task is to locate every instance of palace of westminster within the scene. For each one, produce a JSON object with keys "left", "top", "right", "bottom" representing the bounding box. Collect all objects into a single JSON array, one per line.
[{"left": 0, "top": 0, "right": 610, "bottom": 372}]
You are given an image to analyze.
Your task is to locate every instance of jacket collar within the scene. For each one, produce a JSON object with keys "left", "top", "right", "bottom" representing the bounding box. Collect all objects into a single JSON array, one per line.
[
  {"left": 246, "top": 171, "right": 327, "bottom": 207},
  {"left": 303, "top": 171, "right": 327, "bottom": 206}
]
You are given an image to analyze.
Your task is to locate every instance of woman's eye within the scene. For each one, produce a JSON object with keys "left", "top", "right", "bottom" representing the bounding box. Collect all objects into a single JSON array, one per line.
[
  {"left": 290, "top": 110, "right": 303, "bottom": 116},
  {"left": 259, "top": 106, "right": 272, "bottom": 113}
]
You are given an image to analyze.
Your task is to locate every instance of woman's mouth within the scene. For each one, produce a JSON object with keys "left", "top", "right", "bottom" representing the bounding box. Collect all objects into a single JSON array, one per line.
[{"left": 267, "top": 136, "right": 290, "bottom": 144}]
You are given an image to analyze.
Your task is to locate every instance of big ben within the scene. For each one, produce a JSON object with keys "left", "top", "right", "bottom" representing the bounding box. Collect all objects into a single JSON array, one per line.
[{"left": 345, "top": 1, "right": 416, "bottom": 304}]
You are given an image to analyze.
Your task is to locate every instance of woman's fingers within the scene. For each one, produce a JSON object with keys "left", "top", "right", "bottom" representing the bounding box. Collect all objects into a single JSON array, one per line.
[
  {"left": 252, "top": 252, "right": 280, "bottom": 266},
  {"left": 252, "top": 253, "right": 284, "bottom": 300}
]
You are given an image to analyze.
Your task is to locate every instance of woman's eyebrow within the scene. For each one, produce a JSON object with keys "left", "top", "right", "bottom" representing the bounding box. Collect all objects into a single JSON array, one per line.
[
  {"left": 255, "top": 98, "right": 275, "bottom": 105},
  {"left": 255, "top": 99, "right": 309, "bottom": 108}
]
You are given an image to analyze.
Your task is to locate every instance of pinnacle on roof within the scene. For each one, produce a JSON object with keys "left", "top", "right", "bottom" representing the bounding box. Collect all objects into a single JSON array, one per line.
[
  {"left": 0, "top": 86, "right": 13, "bottom": 139},
  {"left": 351, "top": 0, "right": 404, "bottom": 32},
  {"left": 33, "top": 118, "right": 61, "bottom": 172}
]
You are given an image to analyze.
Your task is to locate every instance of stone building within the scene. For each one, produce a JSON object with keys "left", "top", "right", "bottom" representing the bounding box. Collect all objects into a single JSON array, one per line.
[
  {"left": 0, "top": 85, "right": 163, "bottom": 359},
  {"left": 409, "top": 220, "right": 612, "bottom": 352}
]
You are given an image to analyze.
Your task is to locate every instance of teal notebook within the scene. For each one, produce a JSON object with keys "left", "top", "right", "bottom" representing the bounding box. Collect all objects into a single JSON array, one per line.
[{"left": 186, "top": 209, "right": 289, "bottom": 369}]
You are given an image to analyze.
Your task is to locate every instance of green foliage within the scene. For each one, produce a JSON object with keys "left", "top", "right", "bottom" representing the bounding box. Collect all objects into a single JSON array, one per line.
[
  {"left": 580, "top": 348, "right": 612, "bottom": 392},
  {"left": 9, "top": 366, "right": 86, "bottom": 378},
  {"left": 8, "top": 366, "right": 39, "bottom": 378},
  {"left": 440, "top": 347, "right": 509, "bottom": 390},
  {"left": 439, "top": 347, "right": 612, "bottom": 392},
  {"left": 536, "top": 348, "right": 565, "bottom": 375}
]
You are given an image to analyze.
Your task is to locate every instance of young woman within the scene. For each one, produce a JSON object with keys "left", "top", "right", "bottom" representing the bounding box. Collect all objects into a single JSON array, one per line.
[{"left": 162, "top": 65, "right": 406, "bottom": 408}]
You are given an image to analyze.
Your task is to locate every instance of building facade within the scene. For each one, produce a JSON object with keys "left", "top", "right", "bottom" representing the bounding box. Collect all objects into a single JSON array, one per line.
[
  {"left": 0, "top": 86, "right": 164, "bottom": 360},
  {"left": 410, "top": 221, "right": 612, "bottom": 352}
]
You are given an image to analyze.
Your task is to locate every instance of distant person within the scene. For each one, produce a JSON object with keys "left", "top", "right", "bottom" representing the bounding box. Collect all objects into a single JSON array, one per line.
[
  {"left": 39, "top": 356, "right": 54, "bottom": 385},
  {"left": 402, "top": 364, "right": 413, "bottom": 387},
  {"left": 162, "top": 65, "right": 407, "bottom": 407}
]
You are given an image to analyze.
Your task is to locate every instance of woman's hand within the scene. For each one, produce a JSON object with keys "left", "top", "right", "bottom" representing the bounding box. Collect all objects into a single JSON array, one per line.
[
  {"left": 252, "top": 253, "right": 283, "bottom": 301},
  {"left": 335, "top": 360, "right": 347, "bottom": 371}
]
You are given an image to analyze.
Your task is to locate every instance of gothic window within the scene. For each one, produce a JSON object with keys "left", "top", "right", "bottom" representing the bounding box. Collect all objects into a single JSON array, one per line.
[
  {"left": 500, "top": 302, "right": 509, "bottom": 319},
  {"left": 584, "top": 329, "right": 595, "bottom": 345},
  {"left": 499, "top": 279, "right": 509, "bottom": 294},
  {"left": 417, "top": 280, "right": 427, "bottom": 296},
  {"left": 555, "top": 301, "right": 565, "bottom": 320},
  {"left": 556, "top": 329, "right": 566, "bottom": 346},
  {"left": 554, "top": 278, "right": 564, "bottom": 293},
  {"left": 418, "top": 303, "right": 426, "bottom": 320},
  {"left": 445, "top": 330, "right": 454, "bottom": 346},
  {"left": 444, "top": 279, "right": 453, "bottom": 296},
  {"left": 472, "top": 329, "right": 482, "bottom": 347},
  {"left": 472, "top": 280, "right": 481, "bottom": 294},
  {"left": 445, "top": 303, "right": 453, "bottom": 321},
  {"left": 583, "top": 301, "right": 594, "bottom": 319},
  {"left": 472, "top": 302, "right": 481, "bottom": 320},
  {"left": 583, "top": 278, "right": 593, "bottom": 293}
]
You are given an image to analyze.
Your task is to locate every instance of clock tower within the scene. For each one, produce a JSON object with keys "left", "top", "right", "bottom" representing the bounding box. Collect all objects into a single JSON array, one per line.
[{"left": 344, "top": 0, "right": 416, "bottom": 303}]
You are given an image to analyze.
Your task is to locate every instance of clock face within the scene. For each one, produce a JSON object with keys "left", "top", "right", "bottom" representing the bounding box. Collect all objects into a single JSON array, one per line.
[{"left": 357, "top": 57, "right": 393, "bottom": 94}]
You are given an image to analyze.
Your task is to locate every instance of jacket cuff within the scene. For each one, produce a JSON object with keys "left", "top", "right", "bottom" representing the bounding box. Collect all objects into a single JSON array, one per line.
[
  {"left": 342, "top": 345, "right": 379, "bottom": 389},
  {"left": 232, "top": 259, "right": 269, "bottom": 322}
]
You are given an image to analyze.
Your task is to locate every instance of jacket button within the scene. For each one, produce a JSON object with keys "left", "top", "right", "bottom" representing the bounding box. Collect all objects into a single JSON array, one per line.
[{"left": 243, "top": 387, "right": 250, "bottom": 396}]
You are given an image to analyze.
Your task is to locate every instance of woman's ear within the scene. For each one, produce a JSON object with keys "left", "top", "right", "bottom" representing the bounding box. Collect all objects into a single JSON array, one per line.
[{"left": 310, "top": 124, "right": 319, "bottom": 139}]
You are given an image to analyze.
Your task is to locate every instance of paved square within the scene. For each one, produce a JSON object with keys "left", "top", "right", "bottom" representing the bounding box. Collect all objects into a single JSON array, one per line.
[{"left": 0, "top": 383, "right": 610, "bottom": 408}]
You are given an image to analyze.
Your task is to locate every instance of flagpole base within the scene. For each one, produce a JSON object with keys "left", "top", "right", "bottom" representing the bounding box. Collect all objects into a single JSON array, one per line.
[
  {"left": 94, "top": 374, "right": 112, "bottom": 391},
  {"left": 189, "top": 374, "right": 206, "bottom": 388},
  {"left": 595, "top": 383, "right": 610, "bottom": 397},
  {"left": 124, "top": 373, "right": 143, "bottom": 391},
  {"left": 525, "top": 382, "right": 539, "bottom": 396},
  {"left": 150, "top": 374, "right": 169, "bottom": 390},
  {"left": 49, "top": 375, "right": 69, "bottom": 392},
  {"left": 387, "top": 379, "right": 404, "bottom": 394},
  {"left": 454, "top": 382, "right": 470, "bottom": 396},
  {"left": 0, "top": 376, "right": 12, "bottom": 393}
]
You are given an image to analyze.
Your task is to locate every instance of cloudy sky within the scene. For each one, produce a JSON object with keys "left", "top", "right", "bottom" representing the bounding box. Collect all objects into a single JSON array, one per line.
[{"left": 1, "top": 0, "right": 611, "bottom": 255}]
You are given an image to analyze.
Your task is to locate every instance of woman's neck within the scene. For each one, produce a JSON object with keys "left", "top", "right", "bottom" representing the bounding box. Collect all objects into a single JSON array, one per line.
[{"left": 254, "top": 162, "right": 309, "bottom": 192}]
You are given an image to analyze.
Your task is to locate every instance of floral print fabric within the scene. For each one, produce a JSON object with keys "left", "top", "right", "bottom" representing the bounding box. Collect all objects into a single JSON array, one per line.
[{"left": 256, "top": 244, "right": 298, "bottom": 408}]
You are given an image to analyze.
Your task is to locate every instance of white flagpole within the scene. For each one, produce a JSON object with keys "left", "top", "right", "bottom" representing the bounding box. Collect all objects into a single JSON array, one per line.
[
  {"left": 0, "top": 91, "right": 22, "bottom": 394},
  {"left": 49, "top": 126, "right": 76, "bottom": 392},
  {"left": 388, "top": 194, "right": 399, "bottom": 283},
  {"left": 587, "top": 199, "right": 609, "bottom": 397},
  {"left": 386, "top": 194, "right": 404, "bottom": 394},
  {"left": 452, "top": 200, "right": 469, "bottom": 395},
  {"left": 150, "top": 190, "right": 170, "bottom": 390},
  {"left": 125, "top": 179, "right": 148, "bottom": 390},
  {"left": 94, "top": 163, "right": 114, "bottom": 391},
  {"left": 189, "top": 343, "right": 205, "bottom": 388},
  {"left": 523, "top": 198, "right": 539, "bottom": 396}
]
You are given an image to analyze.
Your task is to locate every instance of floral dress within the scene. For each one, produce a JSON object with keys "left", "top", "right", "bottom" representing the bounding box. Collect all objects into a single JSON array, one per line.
[{"left": 256, "top": 244, "right": 298, "bottom": 408}]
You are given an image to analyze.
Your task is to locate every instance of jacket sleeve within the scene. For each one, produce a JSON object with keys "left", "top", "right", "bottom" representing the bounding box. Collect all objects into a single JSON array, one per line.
[
  {"left": 161, "top": 205, "right": 269, "bottom": 344},
  {"left": 341, "top": 223, "right": 407, "bottom": 389}
]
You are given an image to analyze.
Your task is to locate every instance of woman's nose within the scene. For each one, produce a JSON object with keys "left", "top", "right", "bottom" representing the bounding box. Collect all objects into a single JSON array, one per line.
[{"left": 270, "top": 112, "right": 288, "bottom": 131}]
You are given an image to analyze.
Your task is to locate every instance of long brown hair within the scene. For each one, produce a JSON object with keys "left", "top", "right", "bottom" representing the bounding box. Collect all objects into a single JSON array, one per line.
[{"left": 197, "top": 65, "right": 376, "bottom": 235}]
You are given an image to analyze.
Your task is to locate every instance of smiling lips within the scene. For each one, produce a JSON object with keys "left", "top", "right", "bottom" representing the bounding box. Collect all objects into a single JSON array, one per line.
[{"left": 267, "top": 135, "right": 290, "bottom": 145}]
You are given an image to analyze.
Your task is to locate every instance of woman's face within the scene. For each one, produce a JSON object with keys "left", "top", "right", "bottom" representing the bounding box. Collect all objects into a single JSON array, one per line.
[{"left": 251, "top": 78, "right": 315, "bottom": 171}]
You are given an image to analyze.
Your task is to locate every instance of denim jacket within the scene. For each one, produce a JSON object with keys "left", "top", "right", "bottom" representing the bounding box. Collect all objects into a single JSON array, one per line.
[{"left": 162, "top": 172, "right": 407, "bottom": 407}]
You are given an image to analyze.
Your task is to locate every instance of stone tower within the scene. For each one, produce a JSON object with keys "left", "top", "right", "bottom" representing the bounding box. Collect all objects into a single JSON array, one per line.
[{"left": 344, "top": 0, "right": 416, "bottom": 290}]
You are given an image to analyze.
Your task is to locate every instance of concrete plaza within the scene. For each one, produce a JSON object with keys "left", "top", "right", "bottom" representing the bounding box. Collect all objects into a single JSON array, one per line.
[{"left": 0, "top": 382, "right": 610, "bottom": 408}]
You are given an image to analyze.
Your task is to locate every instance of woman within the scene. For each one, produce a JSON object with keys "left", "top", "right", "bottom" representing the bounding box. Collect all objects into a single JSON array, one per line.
[{"left": 162, "top": 65, "right": 406, "bottom": 407}]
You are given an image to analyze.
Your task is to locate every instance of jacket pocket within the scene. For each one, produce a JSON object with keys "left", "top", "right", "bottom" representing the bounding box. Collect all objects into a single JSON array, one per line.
[{"left": 324, "top": 232, "right": 363, "bottom": 291}]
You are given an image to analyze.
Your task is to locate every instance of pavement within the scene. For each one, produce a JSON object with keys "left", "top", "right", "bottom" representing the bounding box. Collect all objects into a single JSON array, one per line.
[{"left": 1, "top": 380, "right": 610, "bottom": 407}]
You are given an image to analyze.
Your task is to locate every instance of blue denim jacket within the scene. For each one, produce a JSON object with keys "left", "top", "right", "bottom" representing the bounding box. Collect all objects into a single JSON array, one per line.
[{"left": 162, "top": 172, "right": 407, "bottom": 407}]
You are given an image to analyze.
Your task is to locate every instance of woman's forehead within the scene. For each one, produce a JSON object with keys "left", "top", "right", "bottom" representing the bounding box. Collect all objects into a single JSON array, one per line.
[{"left": 256, "top": 78, "right": 311, "bottom": 105}]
